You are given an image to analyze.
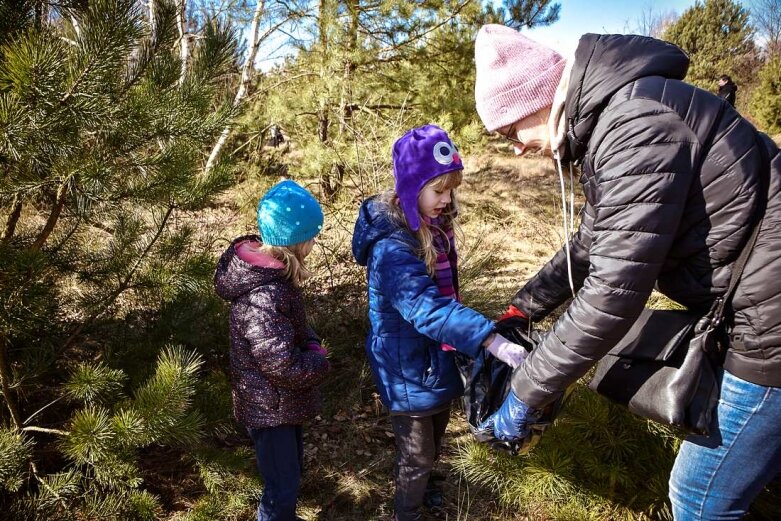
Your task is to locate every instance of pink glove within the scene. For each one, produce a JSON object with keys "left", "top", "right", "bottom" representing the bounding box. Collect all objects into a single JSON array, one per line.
[
  {"left": 485, "top": 333, "right": 527, "bottom": 369},
  {"left": 305, "top": 342, "right": 328, "bottom": 357}
]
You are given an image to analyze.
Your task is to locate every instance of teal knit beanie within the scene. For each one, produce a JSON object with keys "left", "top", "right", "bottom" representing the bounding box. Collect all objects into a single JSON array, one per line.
[{"left": 256, "top": 180, "right": 324, "bottom": 246}]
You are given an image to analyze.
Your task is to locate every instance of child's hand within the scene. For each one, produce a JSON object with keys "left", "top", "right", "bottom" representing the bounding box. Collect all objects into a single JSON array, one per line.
[
  {"left": 305, "top": 341, "right": 328, "bottom": 357},
  {"left": 484, "top": 333, "right": 527, "bottom": 368}
]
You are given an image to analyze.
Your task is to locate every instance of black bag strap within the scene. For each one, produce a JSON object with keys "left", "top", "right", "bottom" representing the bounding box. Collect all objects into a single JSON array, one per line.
[{"left": 710, "top": 135, "right": 771, "bottom": 327}]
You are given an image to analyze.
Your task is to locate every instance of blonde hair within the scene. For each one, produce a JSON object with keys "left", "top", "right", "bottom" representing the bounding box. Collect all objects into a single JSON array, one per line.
[
  {"left": 260, "top": 241, "right": 313, "bottom": 287},
  {"left": 381, "top": 170, "right": 463, "bottom": 276}
]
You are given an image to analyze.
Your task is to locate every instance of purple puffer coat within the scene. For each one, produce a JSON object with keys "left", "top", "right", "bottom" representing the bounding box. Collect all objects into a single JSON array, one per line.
[{"left": 214, "top": 235, "right": 330, "bottom": 428}]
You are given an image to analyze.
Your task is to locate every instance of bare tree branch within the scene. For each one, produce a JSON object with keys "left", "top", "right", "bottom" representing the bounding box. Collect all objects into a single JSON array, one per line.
[
  {"left": 21, "top": 426, "right": 69, "bottom": 436},
  {"left": 634, "top": 4, "right": 678, "bottom": 38},
  {"left": 205, "top": 0, "right": 267, "bottom": 172},
  {"left": 0, "top": 333, "right": 23, "bottom": 430},
  {"left": 752, "top": 0, "right": 781, "bottom": 55}
]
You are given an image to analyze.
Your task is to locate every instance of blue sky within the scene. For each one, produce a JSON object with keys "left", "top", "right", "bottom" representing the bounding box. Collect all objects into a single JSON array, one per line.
[{"left": 526, "top": 0, "right": 698, "bottom": 55}]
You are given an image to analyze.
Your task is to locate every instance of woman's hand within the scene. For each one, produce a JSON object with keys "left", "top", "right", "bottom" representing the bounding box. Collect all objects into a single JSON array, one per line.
[{"left": 478, "top": 389, "right": 541, "bottom": 441}]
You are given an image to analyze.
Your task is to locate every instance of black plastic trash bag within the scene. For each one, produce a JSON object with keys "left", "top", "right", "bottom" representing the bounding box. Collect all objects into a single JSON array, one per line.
[{"left": 455, "top": 327, "right": 568, "bottom": 456}]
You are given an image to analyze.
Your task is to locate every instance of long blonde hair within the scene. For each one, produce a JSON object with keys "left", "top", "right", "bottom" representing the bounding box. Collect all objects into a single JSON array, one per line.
[
  {"left": 380, "top": 170, "right": 463, "bottom": 276},
  {"left": 260, "top": 241, "right": 313, "bottom": 287}
]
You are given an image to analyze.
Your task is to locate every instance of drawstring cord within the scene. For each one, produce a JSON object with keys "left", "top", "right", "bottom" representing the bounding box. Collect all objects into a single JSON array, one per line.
[
  {"left": 569, "top": 162, "right": 575, "bottom": 233},
  {"left": 555, "top": 150, "right": 576, "bottom": 298}
]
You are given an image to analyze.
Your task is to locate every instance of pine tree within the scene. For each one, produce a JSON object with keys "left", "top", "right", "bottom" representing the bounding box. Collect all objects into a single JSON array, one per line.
[
  {"left": 498, "top": 0, "right": 561, "bottom": 30},
  {"left": 0, "top": 0, "right": 240, "bottom": 516},
  {"left": 663, "top": 0, "right": 757, "bottom": 89},
  {"left": 751, "top": 55, "right": 781, "bottom": 133},
  {"left": 240, "top": 0, "right": 548, "bottom": 202}
]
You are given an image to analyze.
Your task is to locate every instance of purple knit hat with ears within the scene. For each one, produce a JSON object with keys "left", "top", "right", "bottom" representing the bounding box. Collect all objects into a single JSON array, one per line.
[{"left": 392, "top": 124, "right": 463, "bottom": 231}]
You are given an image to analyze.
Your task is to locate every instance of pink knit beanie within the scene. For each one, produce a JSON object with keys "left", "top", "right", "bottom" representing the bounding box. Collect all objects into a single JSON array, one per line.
[{"left": 474, "top": 24, "right": 566, "bottom": 132}]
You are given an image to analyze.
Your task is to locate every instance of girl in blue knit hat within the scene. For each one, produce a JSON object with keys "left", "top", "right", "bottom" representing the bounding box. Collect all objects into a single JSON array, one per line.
[
  {"left": 352, "top": 125, "right": 528, "bottom": 521},
  {"left": 215, "top": 180, "right": 329, "bottom": 521}
]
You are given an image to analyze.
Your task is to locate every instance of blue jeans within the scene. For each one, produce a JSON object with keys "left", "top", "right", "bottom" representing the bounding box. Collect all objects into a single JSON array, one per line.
[
  {"left": 669, "top": 369, "right": 781, "bottom": 520},
  {"left": 247, "top": 425, "right": 304, "bottom": 521}
]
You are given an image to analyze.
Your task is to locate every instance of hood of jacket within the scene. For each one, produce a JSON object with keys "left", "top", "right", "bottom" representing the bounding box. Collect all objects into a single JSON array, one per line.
[
  {"left": 214, "top": 234, "right": 284, "bottom": 301},
  {"left": 566, "top": 33, "right": 690, "bottom": 160},
  {"left": 352, "top": 196, "right": 414, "bottom": 267}
]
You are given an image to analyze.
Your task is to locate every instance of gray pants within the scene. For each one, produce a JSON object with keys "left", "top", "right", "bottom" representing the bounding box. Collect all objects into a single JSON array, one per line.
[{"left": 390, "top": 407, "right": 451, "bottom": 521}]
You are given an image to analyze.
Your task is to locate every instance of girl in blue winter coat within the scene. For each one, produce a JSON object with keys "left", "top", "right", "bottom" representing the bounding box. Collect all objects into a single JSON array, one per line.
[
  {"left": 215, "top": 180, "right": 330, "bottom": 521},
  {"left": 352, "top": 125, "right": 528, "bottom": 521}
]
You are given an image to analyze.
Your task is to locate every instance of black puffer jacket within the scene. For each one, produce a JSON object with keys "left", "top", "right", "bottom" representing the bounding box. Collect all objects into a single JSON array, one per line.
[{"left": 511, "top": 34, "right": 781, "bottom": 408}]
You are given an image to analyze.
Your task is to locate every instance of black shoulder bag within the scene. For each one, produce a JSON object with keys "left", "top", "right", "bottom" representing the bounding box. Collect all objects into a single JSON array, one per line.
[{"left": 588, "top": 137, "right": 769, "bottom": 436}]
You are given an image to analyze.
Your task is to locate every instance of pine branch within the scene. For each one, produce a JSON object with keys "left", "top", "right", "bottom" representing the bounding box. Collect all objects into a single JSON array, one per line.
[
  {"left": 61, "top": 204, "right": 175, "bottom": 352},
  {"left": 122, "top": 0, "right": 177, "bottom": 95},
  {"left": 0, "top": 333, "right": 23, "bottom": 430},
  {"left": 60, "top": 54, "right": 101, "bottom": 105},
  {"left": 31, "top": 176, "right": 70, "bottom": 251},
  {"left": 62, "top": 1, "right": 139, "bottom": 105},
  {"left": 372, "top": 0, "right": 473, "bottom": 58},
  {"left": 21, "top": 426, "right": 69, "bottom": 436},
  {"left": 1, "top": 193, "right": 23, "bottom": 243}
]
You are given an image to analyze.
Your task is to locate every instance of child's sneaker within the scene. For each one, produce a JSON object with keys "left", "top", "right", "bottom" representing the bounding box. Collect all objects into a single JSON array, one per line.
[{"left": 422, "top": 473, "right": 445, "bottom": 517}]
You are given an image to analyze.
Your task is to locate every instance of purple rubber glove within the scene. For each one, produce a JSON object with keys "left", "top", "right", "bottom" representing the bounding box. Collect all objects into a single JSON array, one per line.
[
  {"left": 485, "top": 333, "right": 528, "bottom": 369},
  {"left": 478, "top": 389, "right": 542, "bottom": 441}
]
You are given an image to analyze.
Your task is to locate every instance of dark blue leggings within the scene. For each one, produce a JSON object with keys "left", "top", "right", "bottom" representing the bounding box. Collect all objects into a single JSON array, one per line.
[{"left": 247, "top": 425, "right": 304, "bottom": 521}]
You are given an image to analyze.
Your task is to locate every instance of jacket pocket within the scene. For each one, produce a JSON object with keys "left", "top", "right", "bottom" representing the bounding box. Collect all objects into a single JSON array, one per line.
[
  {"left": 238, "top": 382, "right": 280, "bottom": 411},
  {"left": 372, "top": 337, "right": 404, "bottom": 379},
  {"left": 423, "top": 343, "right": 440, "bottom": 387}
]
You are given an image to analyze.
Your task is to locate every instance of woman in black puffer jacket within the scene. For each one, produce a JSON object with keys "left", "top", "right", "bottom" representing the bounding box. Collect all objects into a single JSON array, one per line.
[{"left": 473, "top": 25, "right": 781, "bottom": 520}]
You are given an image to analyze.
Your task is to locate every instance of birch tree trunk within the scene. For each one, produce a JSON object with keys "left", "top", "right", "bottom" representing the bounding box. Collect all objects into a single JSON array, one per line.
[
  {"left": 176, "top": 0, "right": 188, "bottom": 86},
  {"left": 204, "top": 0, "right": 265, "bottom": 173},
  {"left": 148, "top": 0, "right": 156, "bottom": 38}
]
